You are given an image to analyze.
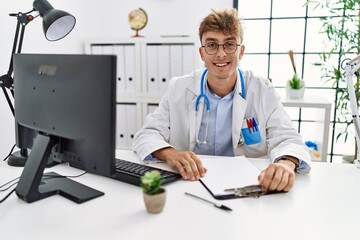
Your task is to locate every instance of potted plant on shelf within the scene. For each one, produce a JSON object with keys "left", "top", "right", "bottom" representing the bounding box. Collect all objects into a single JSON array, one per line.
[
  {"left": 308, "top": 0, "right": 359, "bottom": 162},
  {"left": 286, "top": 50, "right": 305, "bottom": 99},
  {"left": 141, "top": 170, "right": 166, "bottom": 214}
]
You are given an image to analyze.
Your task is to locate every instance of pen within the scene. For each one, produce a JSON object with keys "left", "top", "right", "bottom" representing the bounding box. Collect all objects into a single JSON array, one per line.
[
  {"left": 184, "top": 192, "right": 232, "bottom": 211},
  {"left": 252, "top": 117, "right": 258, "bottom": 132}
]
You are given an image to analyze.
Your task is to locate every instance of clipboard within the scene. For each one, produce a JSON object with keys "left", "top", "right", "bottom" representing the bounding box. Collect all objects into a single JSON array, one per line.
[{"left": 198, "top": 155, "right": 263, "bottom": 200}]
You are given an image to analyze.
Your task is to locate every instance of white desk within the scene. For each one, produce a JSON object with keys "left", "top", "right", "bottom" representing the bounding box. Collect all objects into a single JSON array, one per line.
[{"left": 1, "top": 150, "right": 359, "bottom": 240}]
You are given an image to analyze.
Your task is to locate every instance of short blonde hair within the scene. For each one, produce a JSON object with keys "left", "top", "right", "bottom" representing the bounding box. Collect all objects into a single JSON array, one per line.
[{"left": 199, "top": 8, "right": 244, "bottom": 43}]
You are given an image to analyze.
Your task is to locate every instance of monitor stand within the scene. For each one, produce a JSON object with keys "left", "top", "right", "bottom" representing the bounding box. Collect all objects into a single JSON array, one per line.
[{"left": 15, "top": 134, "right": 104, "bottom": 203}]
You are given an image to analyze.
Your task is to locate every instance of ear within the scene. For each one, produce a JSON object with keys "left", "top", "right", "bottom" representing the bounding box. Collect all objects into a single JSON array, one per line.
[
  {"left": 238, "top": 45, "right": 245, "bottom": 60},
  {"left": 199, "top": 47, "right": 205, "bottom": 61}
]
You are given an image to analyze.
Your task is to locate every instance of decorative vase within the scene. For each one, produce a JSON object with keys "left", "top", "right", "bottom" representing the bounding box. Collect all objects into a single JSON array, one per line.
[
  {"left": 143, "top": 188, "right": 166, "bottom": 214},
  {"left": 286, "top": 81, "right": 305, "bottom": 99}
]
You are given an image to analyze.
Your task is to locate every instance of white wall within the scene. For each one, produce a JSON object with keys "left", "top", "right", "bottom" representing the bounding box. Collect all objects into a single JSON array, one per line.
[{"left": 0, "top": 0, "right": 232, "bottom": 159}]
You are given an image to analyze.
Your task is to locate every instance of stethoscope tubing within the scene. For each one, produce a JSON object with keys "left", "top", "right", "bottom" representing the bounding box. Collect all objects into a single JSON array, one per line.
[{"left": 195, "top": 68, "right": 246, "bottom": 112}]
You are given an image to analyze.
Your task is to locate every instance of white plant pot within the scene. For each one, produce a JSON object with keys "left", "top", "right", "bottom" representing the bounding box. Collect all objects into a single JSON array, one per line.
[
  {"left": 286, "top": 81, "right": 305, "bottom": 99},
  {"left": 143, "top": 188, "right": 166, "bottom": 214}
]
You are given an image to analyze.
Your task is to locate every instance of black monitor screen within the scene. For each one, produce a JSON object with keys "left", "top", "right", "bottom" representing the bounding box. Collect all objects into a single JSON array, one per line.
[{"left": 13, "top": 53, "right": 116, "bottom": 203}]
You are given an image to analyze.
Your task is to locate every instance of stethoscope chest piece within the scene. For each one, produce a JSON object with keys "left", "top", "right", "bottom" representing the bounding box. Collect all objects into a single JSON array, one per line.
[{"left": 238, "top": 132, "right": 245, "bottom": 147}]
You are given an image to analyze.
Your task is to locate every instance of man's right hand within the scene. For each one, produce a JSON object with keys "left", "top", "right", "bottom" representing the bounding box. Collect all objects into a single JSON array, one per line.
[{"left": 152, "top": 147, "right": 207, "bottom": 181}]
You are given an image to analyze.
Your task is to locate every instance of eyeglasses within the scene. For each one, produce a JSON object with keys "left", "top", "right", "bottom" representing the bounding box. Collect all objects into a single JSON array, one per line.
[{"left": 201, "top": 42, "right": 241, "bottom": 55}]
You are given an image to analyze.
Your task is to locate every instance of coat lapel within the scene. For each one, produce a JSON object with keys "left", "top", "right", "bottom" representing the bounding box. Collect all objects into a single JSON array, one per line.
[
  {"left": 187, "top": 73, "right": 202, "bottom": 150},
  {"left": 232, "top": 76, "right": 247, "bottom": 152}
]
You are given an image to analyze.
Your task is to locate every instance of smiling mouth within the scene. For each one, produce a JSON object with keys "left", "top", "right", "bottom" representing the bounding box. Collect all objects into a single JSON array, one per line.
[{"left": 214, "top": 62, "right": 229, "bottom": 67}]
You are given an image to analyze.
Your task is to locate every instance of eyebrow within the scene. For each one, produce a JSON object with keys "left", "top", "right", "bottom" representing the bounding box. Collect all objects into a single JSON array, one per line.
[{"left": 203, "top": 37, "right": 237, "bottom": 43}]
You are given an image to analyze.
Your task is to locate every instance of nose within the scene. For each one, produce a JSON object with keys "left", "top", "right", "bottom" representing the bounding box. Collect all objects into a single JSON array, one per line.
[{"left": 216, "top": 44, "right": 227, "bottom": 57}]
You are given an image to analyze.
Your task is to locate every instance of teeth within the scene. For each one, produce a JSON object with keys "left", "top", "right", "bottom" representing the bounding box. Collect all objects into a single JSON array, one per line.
[{"left": 215, "top": 63, "right": 227, "bottom": 66}]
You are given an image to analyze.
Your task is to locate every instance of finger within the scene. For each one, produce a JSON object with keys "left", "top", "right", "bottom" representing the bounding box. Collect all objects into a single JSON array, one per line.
[
  {"left": 282, "top": 171, "right": 295, "bottom": 192},
  {"left": 259, "top": 166, "right": 276, "bottom": 192},
  {"left": 172, "top": 160, "right": 188, "bottom": 180},
  {"left": 189, "top": 153, "right": 206, "bottom": 178},
  {"left": 185, "top": 153, "right": 201, "bottom": 180},
  {"left": 275, "top": 171, "right": 289, "bottom": 191},
  {"left": 178, "top": 157, "right": 197, "bottom": 180},
  {"left": 268, "top": 168, "right": 284, "bottom": 191},
  {"left": 258, "top": 170, "right": 265, "bottom": 183}
]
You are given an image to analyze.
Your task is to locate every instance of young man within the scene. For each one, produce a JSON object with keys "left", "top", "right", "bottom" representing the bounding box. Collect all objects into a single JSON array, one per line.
[{"left": 133, "top": 8, "right": 311, "bottom": 192}]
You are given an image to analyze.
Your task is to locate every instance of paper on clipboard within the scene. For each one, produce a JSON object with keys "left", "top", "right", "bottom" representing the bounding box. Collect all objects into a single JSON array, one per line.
[{"left": 198, "top": 155, "right": 261, "bottom": 200}]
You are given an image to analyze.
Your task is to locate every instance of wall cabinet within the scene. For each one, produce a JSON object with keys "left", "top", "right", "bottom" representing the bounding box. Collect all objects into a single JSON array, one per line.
[{"left": 85, "top": 37, "right": 201, "bottom": 149}]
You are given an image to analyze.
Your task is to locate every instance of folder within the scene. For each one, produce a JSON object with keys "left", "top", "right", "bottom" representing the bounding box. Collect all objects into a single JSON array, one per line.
[
  {"left": 124, "top": 45, "right": 136, "bottom": 92},
  {"left": 170, "top": 45, "right": 183, "bottom": 77},
  {"left": 147, "top": 104, "right": 159, "bottom": 115},
  {"left": 116, "top": 104, "right": 127, "bottom": 149},
  {"left": 182, "top": 44, "right": 195, "bottom": 74},
  {"left": 113, "top": 45, "right": 126, "bottom": 94},
  {"left": 91, "top": 45, "right": 103, "bottom": 55},
  {"left": 101, "top": 45, "right": 114, "bottom": 55},
  {"left": 146, "top": 44, "right": 159, "bottom": 94},
  {"left": 125, "top": 103, "right": 138, "bottom": 149},
  {"left": 158, "top": 45, "right": 170, "bottom": 94},
  {"left": 198, "top": 155, "right": 261, "bottom": 200}
]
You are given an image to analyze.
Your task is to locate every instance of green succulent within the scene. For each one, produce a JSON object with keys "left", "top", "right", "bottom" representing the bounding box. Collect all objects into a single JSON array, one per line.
[
  {"left": 288, "top": 74, "right": 304, "bottom": 89},
  {"left": 140, "top": 170, "right": 163, "bottom": 195}
]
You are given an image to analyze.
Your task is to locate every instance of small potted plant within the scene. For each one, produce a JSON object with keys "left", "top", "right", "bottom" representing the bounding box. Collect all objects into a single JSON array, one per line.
[
  {"left": 286, "top": 73, "right": 305, "bottom": 99},
  {"left": 286, "top": 50, "right": 305, "bottom": 99},
  {"left": 141, "top": 170, "right": 166, "bottom": 214}
]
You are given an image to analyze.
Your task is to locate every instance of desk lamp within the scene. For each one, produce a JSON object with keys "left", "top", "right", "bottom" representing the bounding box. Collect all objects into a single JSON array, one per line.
[
  {"left": 345, "top": 55, "right": 360, "bottom": 168},
  {"left": 0, "top": 0, "right": 76, "bottom": 166}
]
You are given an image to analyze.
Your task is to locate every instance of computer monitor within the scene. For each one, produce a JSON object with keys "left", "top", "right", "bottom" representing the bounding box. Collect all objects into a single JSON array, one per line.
[{"left": 13, "top": 53, "right": 117, "bottom": 203}]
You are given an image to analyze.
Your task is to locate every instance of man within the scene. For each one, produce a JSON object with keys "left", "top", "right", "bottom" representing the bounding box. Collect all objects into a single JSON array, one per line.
[{"left": 133, "top": 8, "right": 311, "bottom": 192}]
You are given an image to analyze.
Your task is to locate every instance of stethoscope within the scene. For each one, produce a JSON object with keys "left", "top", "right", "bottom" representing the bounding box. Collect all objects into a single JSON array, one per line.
[{"left": 195, "top": 68, "right": 246, "bottom": 145}]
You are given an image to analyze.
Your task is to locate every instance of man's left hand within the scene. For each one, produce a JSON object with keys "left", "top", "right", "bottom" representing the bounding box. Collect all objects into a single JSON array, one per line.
[{"left": 258, "top": 160, "right": 296, "bottom": 192}]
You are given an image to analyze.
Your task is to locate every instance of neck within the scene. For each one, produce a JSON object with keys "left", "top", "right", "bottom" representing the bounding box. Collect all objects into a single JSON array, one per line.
[{"left": 207, "top": 72, "right": 237, "bottom": 98}]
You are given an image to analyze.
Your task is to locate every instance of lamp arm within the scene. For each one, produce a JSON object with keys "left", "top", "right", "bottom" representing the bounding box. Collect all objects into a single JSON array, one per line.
[
  {"left": 0, "top": 11, "right": 34, "bottom": 115},
  {"left": 345, "top": 55, "right": 360, "bottom": 167}
]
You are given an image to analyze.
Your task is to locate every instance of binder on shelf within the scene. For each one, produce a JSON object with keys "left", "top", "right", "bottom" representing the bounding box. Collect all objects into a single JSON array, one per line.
[
  {"left": 101, "top": 45, "right": 114, "bottom": 55},
  {"left": 170, "top": 45, "right": 183, "bottom": 78},
  {"left": 182, "top": 44, "right": 195, "bottom": 74},
  {"left": 125, "top": 104, "right": 139, "bottom": 148},
  {"left": 158, "top": 45, "right": 170, "bottom": 94},
  {"left": 113, "top": 45, "right": 126, "bottom": 94},
  {"left": 91, "top": 45, "right": 103, "bottom": 55},
  {"left": 147, "top": 103, "right": 159, "bottom": 115},
  {"left": 124, "top": 45, "right": 136, "bottom": 92},
  {"left": 116, "top": 104, "right": 127, "bottom": 149},
  {"left": 146, "top": 45, "right": 159, "bottom": 94}
]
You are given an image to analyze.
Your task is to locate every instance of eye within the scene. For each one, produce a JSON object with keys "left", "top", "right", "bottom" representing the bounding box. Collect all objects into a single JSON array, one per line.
[
  {"left": 225, "top": 42, "right": 236, "bottom": 48},
  {"left": 206, "top": 43, "right": 218, "bottom": 49}
]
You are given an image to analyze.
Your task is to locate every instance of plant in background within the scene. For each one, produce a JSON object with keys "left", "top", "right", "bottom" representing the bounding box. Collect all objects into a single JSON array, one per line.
[
  {"left": 308, "top": 0, "right": 359, "bottom": 157},
  {"left": 287, "top": 50, "right": 304, "bottom": 89},
  {"left": 288, "top": 73, "right": 305, "bottom": 89},
  {"left": 141, "top": 170, "right": 163, "bottom": 195}
]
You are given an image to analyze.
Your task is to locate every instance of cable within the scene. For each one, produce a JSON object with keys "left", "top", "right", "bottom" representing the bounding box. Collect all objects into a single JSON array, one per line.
[
  {"left": 2, "top": 143, "right": 16, "bottom": 161},
  {"left": 42, "top": 171, "right": 87, "bottom": 179},
  {"left": 0, "top": 182, "right": 18, "bottom": 192},
  {"left": 0, "top": 188, "right": 16, "bottom": 203},
  {"left": 0, "top": 176, "right": 19, "bottom": 190}
]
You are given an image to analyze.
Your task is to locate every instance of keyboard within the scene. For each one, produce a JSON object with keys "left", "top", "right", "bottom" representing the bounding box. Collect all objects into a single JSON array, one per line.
[{"left": 114, "top": 158, "right": 181, "bottom": 187}]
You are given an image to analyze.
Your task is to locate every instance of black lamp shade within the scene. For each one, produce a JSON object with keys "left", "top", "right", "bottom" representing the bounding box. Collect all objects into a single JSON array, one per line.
[
  {"left": 33, "top": 0, "right": 76, "bottom": 41},
  {"left": 42, "top": 9, "right": 76, "bottom": 41}
]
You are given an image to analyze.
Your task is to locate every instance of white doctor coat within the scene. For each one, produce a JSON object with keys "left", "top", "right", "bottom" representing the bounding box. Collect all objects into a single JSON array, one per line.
[{"left": 133, "top": 68, "right": 311, "bottom": 172}]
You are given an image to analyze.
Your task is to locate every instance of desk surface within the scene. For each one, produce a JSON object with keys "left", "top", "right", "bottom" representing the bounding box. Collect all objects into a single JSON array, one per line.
[{"left": 1, "top": 150, "right": 359, "bottom": 240}]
